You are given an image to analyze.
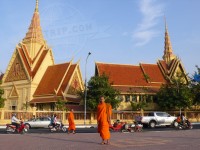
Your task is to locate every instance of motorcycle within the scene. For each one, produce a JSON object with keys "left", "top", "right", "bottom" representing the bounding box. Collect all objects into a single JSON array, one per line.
[
  {"left": 121, "top": 121, "right": 143, "bottom": 133},
  {"left": 176, "top": 120, "right": 193, "bottom": 130},
  {"left": 48, "top": 122, "right": 67, "bottom": 132},
  {"left": 133, "top": 121, "right": 143, "bottom": 132},
  {"left": 109, "top": 120, "right": 126, "bottom": 132},
  {"left": 6, "top": 121, "right": 29, "bottom": 134}
]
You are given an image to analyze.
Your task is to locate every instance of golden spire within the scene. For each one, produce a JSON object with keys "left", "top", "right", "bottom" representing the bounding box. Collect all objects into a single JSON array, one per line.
[
  {"left": 162, "top": 17, "right": 176, "bottom": 64},
  {"left": 35, "top": 0, "right": 39, "bottom": 12},
  {"left": 22, "top": 0, "right": 46, "bottom": 59}
]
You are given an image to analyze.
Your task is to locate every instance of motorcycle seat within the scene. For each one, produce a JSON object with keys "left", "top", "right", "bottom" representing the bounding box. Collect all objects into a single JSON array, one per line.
[{"left": 8, "top": 125, "right": 16, "bottom": 128}]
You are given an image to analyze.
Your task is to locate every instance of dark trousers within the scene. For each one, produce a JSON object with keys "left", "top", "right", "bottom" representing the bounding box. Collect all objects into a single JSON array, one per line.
[{"left": 12, "top": 122, "right": 19, "bottom": 129}]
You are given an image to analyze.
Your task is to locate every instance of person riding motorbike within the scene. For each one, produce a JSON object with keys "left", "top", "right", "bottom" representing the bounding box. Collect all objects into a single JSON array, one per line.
[
  {"left": 52, "top": 114, "right": 60, "bottom": 130},
  {"left": 11, "top": 113, "right": 20, "bottom": 131},
  {"left": 181, "top": 113, "right": 191, "bottom": 127}
]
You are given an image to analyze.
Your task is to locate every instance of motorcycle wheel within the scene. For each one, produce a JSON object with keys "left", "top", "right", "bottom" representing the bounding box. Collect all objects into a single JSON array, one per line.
[
  {"left": 62, "top": 127, "right": 67, "bottom": 132},
  {"left": 121, "top": 129, "right": 128, "bottom": 133},
  {"left": 25, "top": 124, "right": 29, "bottom": 131},
  {"left": 6, "top": 126, "right": 14, "bottom": 134},
  {"left": 21, "top": 128, "right": 28, "bottom": 134},
  {"left": 130, "top": 129, "right": 135, "bottom": 133},
  {"left": 173, "top": 121, "right": 179, "bottom": 128},
  {"left": 137, "top": 127, "right": 143, "bottom": 132}
]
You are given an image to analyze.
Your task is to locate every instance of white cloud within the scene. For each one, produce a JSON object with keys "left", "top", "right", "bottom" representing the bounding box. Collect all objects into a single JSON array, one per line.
[{"left": 133, "top": 0, "right": 164, "bottom": 46}]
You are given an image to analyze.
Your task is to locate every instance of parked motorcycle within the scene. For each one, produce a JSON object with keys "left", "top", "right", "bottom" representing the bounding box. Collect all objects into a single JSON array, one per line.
[
  {"left": 6, "top": 121, "right": 29, "bottom": 134},
  {"left": 48, "top": 122, "right": 67, "bottom": 132},
  {"left": 121, "top": 121, "right": 143, "bottom": 133},
  {"left": 133, "top": 121, "right": 143, "bottom": 132},
  {"left": 109, "top": 120, "right": 126, "bottom": 132}
]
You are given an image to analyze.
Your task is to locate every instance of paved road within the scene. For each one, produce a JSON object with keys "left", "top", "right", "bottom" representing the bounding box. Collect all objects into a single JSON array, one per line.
[
  {"left": 0, "top": 129, "right": 200, "bottom": 150},
  {"left": 0, "top": 123, "right": 200, "bottom": 134}
]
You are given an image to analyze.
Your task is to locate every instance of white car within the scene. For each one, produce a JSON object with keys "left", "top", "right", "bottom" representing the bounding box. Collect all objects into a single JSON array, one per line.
[
  {"left": 141, "top": 112, "right": 177, "bottom": 128},
  {"left": 24, "top": 117, "right": 60, "bottom": 128}
]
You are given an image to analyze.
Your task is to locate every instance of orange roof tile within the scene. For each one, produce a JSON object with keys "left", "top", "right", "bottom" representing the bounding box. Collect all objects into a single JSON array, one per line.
[
  {"left": 32, "top": 50, "right": 48, "bottom": 78},
  {"left": 96, "top": 63, "right": 148, "bottom": 86},
  {"left": 18, "top": 48, "right": 32, "bottom": 76},
  {"left": 96, "top": 62, "right": 168, "bottom": 93},
  {"left": 57, "top": 64, "right": 77, "bottom": 96},
  {"left": 34, "top": 63, "right": 70, "bottom": 96},
  {"left": 140, "top": 63, "right": 166, "bottom": 83}
]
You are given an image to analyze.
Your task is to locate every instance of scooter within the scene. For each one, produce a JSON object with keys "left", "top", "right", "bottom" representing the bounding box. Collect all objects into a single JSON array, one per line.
[
  {"left": 121, "top": 121, "right": 143, "bottom": 133},
  {"left": 109, "top": 120, "right": 126, "bottom": 132},
  {"left": 121, "top": 122, "right": 135, "bottom": 133},
  {"left": 133, "top": 121, "right": 143, "bottom": 132},
  {"left": 48, "top": 122, "right": 67, "bottom": 132},
  {"left": 176, "top": 120, "right": 193, "bottom": 130},
  {"left": 6, "top": 121, "right": 29, "bottom": 134}
]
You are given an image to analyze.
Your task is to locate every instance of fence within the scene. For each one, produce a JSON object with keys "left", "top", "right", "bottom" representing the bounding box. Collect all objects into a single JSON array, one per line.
[{"left": 0, "top": 109, "right": 200, "bottom": 125}]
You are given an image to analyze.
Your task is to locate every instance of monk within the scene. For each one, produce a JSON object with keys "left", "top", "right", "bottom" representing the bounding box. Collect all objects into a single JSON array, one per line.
[
  {"left": 97, "top": 96, "right": 112, "bottom": 145},
  {"left": 68, "top": 109, "right": 76, "bottom": 134}
]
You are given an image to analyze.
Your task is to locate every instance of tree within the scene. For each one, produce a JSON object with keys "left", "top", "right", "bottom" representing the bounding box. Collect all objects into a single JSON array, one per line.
[
  {"left": 129, "top": 87, "right": 149, "bottom": 111},
  {"left": 81, "top": 74, "right": 120, "bottom": 111},
  {"left": 55, "top": 98, "right": 67, "bottom": 111},
  {"left": 190, "top": 65, "right": 200, "bottom": 107},
  {"left": 0, "top": 80, "right": 6, "bottom": 108},
  {"left": 156, "top": 73, "right": 193, "bottom": 110}
]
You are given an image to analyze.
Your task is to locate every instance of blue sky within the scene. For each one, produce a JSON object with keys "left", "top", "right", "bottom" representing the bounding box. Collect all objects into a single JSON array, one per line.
[{"left": 0, "top": 0, "right": 200, "bottom": 80}]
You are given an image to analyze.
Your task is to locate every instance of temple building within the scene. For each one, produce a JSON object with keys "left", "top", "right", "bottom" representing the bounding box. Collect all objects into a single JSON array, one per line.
[
  {"left": 0, "top": 1, "right": 84, "bottom": 111},
  {"left": 95, "top": 23, "right": 188, "bottom": 110},
  {"left": 0, "top": 1, "right": 189, "bottom": 112}
]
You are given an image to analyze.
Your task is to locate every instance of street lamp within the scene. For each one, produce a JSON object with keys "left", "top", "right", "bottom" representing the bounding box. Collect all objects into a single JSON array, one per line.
[{"left": 84, "top": 52, "right": 91, "bottom": 125}]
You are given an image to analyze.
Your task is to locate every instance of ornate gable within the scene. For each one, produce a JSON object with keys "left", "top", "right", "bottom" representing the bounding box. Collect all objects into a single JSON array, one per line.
[
  {"left": 9, "top": 85, "right": 19, "bottom": 97},
  {"left": 67, "top": 71, "right": 81, "bottom": 95},
  {"left": 4, "top": 53, "right": 28, "bottom": 82}
]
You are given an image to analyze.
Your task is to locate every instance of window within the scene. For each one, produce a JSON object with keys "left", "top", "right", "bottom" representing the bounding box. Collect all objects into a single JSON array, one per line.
[
  {"left": 148, "top": 113, "right": 154, "bottom": 116},
  {"left": 156, "top": 113, "right": 164, "bottom": 117},
  {"left": 131, "top": 95, "right": 137, "bottom": 102},
  {"left": 50, "top": 103, "right": 55, "bottom": 111},
  {"left": 125, "top": 95, "right": 130, "bottom": 102},
  {"left": 10, "top": 100, "right": 17, "bottom": 110},
  {"left": 11, "top": 106, "right": 17, "bottom": 110},
  {"left": 116, "top": 95, "right": 123, "bottom": 102},
  {"left": 38, "top": 104, "right": 44, "bottom": 111}
]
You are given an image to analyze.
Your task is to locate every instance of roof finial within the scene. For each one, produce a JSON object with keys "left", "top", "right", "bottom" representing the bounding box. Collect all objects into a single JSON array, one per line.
[
  {"left": 164, "top": 16, "right": 168, "bottom": 32},
  {"left": 35, "top": 0, "right": 39, "bottom": 12},
  {"left": 163, "top": 16, "right": 176, "bottom": 64}
]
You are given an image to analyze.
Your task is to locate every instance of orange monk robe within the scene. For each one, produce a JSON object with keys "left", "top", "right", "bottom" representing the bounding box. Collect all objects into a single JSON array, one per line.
[
  {"left": 68, "top": 111, "right": 76, "bottom": 131},
  {"left": 97, "top": 102, "right": 112, "bottom": 140}
]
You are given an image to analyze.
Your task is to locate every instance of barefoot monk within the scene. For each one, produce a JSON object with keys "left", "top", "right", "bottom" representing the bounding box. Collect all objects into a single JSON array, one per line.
[
  {"left": 68, "top": 109, "right": 76, "bottom": 134},
  {"left": 97, "top": 96, "right": 112, "bottom": 145}
]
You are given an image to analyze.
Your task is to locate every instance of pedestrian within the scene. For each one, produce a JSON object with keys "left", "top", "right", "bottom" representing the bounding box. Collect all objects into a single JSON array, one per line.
[
  {"left": 135, "top": 114, "right": 142, "bottom": 124},
  {"left": 68, "top": 109, "right": 76, "bottom": 134},
  {"left": 97, "top": 96, "right": 112, "bottom": 145}
]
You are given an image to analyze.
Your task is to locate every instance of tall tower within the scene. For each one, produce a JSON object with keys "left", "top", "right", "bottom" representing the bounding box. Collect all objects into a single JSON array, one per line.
[
  {"left": 22, "top": 0, "right": 46, "bottom": 59},
  {"left": 162, "top": 20, "right": 176, "bottom": 64},
  {"left": 1, "top": 0, "right": 54, "bottom": 110}
]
